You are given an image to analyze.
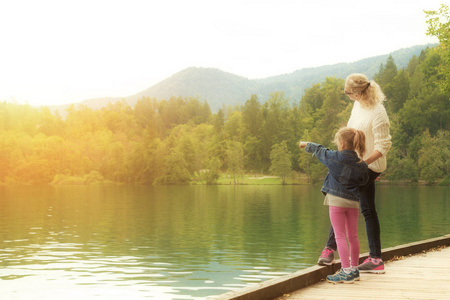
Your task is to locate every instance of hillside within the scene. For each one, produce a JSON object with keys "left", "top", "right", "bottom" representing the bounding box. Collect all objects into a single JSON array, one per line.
[
  {"left": 49, "top": 44, "right": 435, "bottom": 113},
  {"left": 127, "top": 67, "right": 258, "bottom": 110}
]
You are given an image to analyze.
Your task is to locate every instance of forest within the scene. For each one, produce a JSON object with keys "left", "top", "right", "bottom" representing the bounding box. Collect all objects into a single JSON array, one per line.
[{"left": 0, "top": 5, "right": 448, "bottom": 186}]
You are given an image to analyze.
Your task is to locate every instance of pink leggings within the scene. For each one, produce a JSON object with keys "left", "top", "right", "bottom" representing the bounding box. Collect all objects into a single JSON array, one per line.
[{"left": 329, "top": 206, "right": 360, "bottom": 269}]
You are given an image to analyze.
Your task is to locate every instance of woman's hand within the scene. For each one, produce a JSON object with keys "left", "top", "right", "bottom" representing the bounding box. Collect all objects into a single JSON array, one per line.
[{"left": 299, "top": 141, "right": 309, "bottom": 149}]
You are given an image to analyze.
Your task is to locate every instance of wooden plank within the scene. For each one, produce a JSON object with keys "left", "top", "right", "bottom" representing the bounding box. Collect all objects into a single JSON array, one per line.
[
  {"left": 280, "top": 246, "right": 450, "bottom": 300},
  {"left": 209, "top": 237, "right": 450, "bottom": 300}
]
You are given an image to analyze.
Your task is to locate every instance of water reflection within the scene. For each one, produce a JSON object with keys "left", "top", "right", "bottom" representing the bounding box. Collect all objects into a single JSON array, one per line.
[{"left": 0, "top": 185, "right": 448, "bottom": 299}]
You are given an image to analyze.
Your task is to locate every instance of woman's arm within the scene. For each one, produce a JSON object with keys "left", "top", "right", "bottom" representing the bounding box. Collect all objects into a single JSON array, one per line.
[
  {"left": 364, "top": 150, "right": 383, "bottom": 165},
  {"left": 372, "top": 108, "right": 392, "bottom": 157}
]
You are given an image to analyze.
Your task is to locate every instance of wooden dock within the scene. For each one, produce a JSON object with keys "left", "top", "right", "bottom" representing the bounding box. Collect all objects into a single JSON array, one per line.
[
  {"left": 209, "top": 234, "right": 450, "bottom": 300},
  {"left": 278, "top": 245, "right": 450, "bottom": 300}
]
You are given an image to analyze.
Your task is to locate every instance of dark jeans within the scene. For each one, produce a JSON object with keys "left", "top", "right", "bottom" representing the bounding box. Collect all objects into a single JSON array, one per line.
[{"left": 326, "top": 169, "right": 382, "bottom": 258}]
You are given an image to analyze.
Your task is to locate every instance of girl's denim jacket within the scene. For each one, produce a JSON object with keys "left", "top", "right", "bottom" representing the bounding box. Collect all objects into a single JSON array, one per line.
[{"left": 305, "top": 143, "right": 369, "bottom": 201}]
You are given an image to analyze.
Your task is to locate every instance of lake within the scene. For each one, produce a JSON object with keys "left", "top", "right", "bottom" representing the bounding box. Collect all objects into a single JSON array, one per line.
[{"left": 0, "top": 185, "right": 449, "bottom": 299}]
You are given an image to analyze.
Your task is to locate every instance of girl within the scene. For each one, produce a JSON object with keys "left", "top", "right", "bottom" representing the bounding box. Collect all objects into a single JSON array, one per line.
[{"left": 300, "top": 127, "right": 369, "bottom": 283}]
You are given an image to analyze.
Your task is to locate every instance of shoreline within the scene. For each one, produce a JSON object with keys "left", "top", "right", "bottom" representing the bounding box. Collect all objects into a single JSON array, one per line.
[{"left": 1, "top": 180, "right": 448, "bottom": 186}]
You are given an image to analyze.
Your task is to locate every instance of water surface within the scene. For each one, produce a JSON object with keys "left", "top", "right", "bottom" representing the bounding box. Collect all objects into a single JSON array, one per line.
[{"left": 0, "top": 185, "right": 448, "bottom": 299}]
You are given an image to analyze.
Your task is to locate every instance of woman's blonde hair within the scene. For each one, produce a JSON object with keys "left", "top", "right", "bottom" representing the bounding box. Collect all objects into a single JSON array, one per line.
[
  {"left": 334, "top": 127, "right": 366, "bottom": 160},
  {"left": 345, "top": 73, "right": 385, "bottom": 108}
]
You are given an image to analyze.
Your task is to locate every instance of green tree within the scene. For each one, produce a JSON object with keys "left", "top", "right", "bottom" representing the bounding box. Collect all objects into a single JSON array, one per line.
[
  {"left": 242, "top": 95, "right": 263, "bottom": 171},
  {"left": 143, "top": 138, "right": 166, "bottom": 184},
  {"left": 269, "top": 141, "right": 292, "bottom": 184},
  {"left": 226, "top": 140, "right": 244, "bottom": 184},
  {"left": 408, "top": 64, "right": 425, "bottom": 99},
  {"left": 38, "top": 107, "right": 65, "bottom": 136},
  {"left": 202, "top": 157, "right": 221, "bottom": 185},
  {"left": 223, "top": 111, "right": 243, "bottom": 141},
  {"left": 260, "top": 92, "right": 291, "bottom": 171},
  {"left": 212, "top": 108, "right": 225, "bottom": 133},
  {"left": 156, "top": 148, "right": 191, "bottom": 185},
  {"left": 298, "top": 130, "right": 327, "bottom": 183},
  {"left": 406, "top": 55, "right": 420, "bottom": 77},
  {"left": 375, "top": 55, "right": 397, "bottom": 85},
  {"left": 101, "top": 100, "right": 138, "bottom": 135},
  {"left": 385, "top": 146, "right": 419, "bottom": 182},
  {"left": 388, "top": 69, "right": 410, "bottom": 114},
  {"left": 437, "top": 130, "right": 450, "bottom": 178},
  {"left": 418, "top": 130, "right": 444, "bottom": 183},
  {"left": 134, "top": 97, "right": 160, "bottom": 139},
  {"left": 288, "top": 103, "right": 303, "bottom": 171},
  {"left": 314, "top": 81, "right": 348, "bottom": 145},
  {"left": 242, "top": 95, "right": 262, "bottom": 137},
  {"left": 425, "top": 4, "right": 450, "bottom": 94},
  {"left": 65, "top": 104, "right": 102, "bottom": 137}
]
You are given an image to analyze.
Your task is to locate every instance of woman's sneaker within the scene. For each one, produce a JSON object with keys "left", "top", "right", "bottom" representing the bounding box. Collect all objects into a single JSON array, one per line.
[
  {"left": 326, "top": 269, "right": 354, "bottom": 284},
  {"left": 358, "top": 257, "right": 385, "bottom": 274},
  {"left": 317, "top": 247, "right": 335, "bottom": 265}
]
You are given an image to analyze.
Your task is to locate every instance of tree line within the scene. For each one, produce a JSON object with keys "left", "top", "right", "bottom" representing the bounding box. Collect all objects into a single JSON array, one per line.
[{"left": 0, "top": 5, "right": 448, "bottom": 185}]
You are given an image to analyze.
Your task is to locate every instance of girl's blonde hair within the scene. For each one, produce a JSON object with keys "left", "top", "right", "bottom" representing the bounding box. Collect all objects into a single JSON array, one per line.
[
  {"left": 334, "top": 127, "right": 366, "bottom": 160},
  {"left": 345, "top": 73, "right": 385, "bottom": 108}
]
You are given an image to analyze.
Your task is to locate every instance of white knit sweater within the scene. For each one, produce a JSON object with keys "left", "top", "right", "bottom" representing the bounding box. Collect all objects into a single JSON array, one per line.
[{"left": 347, "top": 101, "right": 392, "bottom": 173}]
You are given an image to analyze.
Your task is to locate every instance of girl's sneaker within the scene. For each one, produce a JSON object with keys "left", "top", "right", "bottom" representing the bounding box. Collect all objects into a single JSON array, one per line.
[
  {"left": 326, "top": 269, "right": 354, "bottom": 284},
  {"left": 358, "top": 257, "right": 385, "bottom": 274},
  {"left": 351, "top": 269, "right": 360, "bottom": 281}
]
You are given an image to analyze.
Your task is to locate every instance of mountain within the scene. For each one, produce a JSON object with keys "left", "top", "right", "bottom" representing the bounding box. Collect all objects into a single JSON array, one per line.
[
  {"left": 49, "top": 44, "right": 435, "bottom": 114},
  {"left": 126, "top": 67, "right": 258, "bottom": 111}
]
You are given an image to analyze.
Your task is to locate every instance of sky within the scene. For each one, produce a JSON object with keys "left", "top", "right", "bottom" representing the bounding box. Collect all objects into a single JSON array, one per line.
[{"left": 0, "top": 0, "right": 443, "bottom": 106}]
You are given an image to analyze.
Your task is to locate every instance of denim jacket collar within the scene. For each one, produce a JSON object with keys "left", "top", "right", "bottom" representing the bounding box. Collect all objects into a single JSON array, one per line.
[{"left": 341, "top": 149, "right": 358, "bottom": 157}]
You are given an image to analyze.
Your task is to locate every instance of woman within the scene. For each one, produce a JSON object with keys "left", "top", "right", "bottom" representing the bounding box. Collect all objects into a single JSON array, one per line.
[{"left": 317, "top": 73, "right": 392, "bottom": 274}]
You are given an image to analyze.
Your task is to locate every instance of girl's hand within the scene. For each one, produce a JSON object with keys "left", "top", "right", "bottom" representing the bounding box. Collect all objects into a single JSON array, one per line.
[{"left": 299, "top": 141, "right": 308, "bottom": 149}]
